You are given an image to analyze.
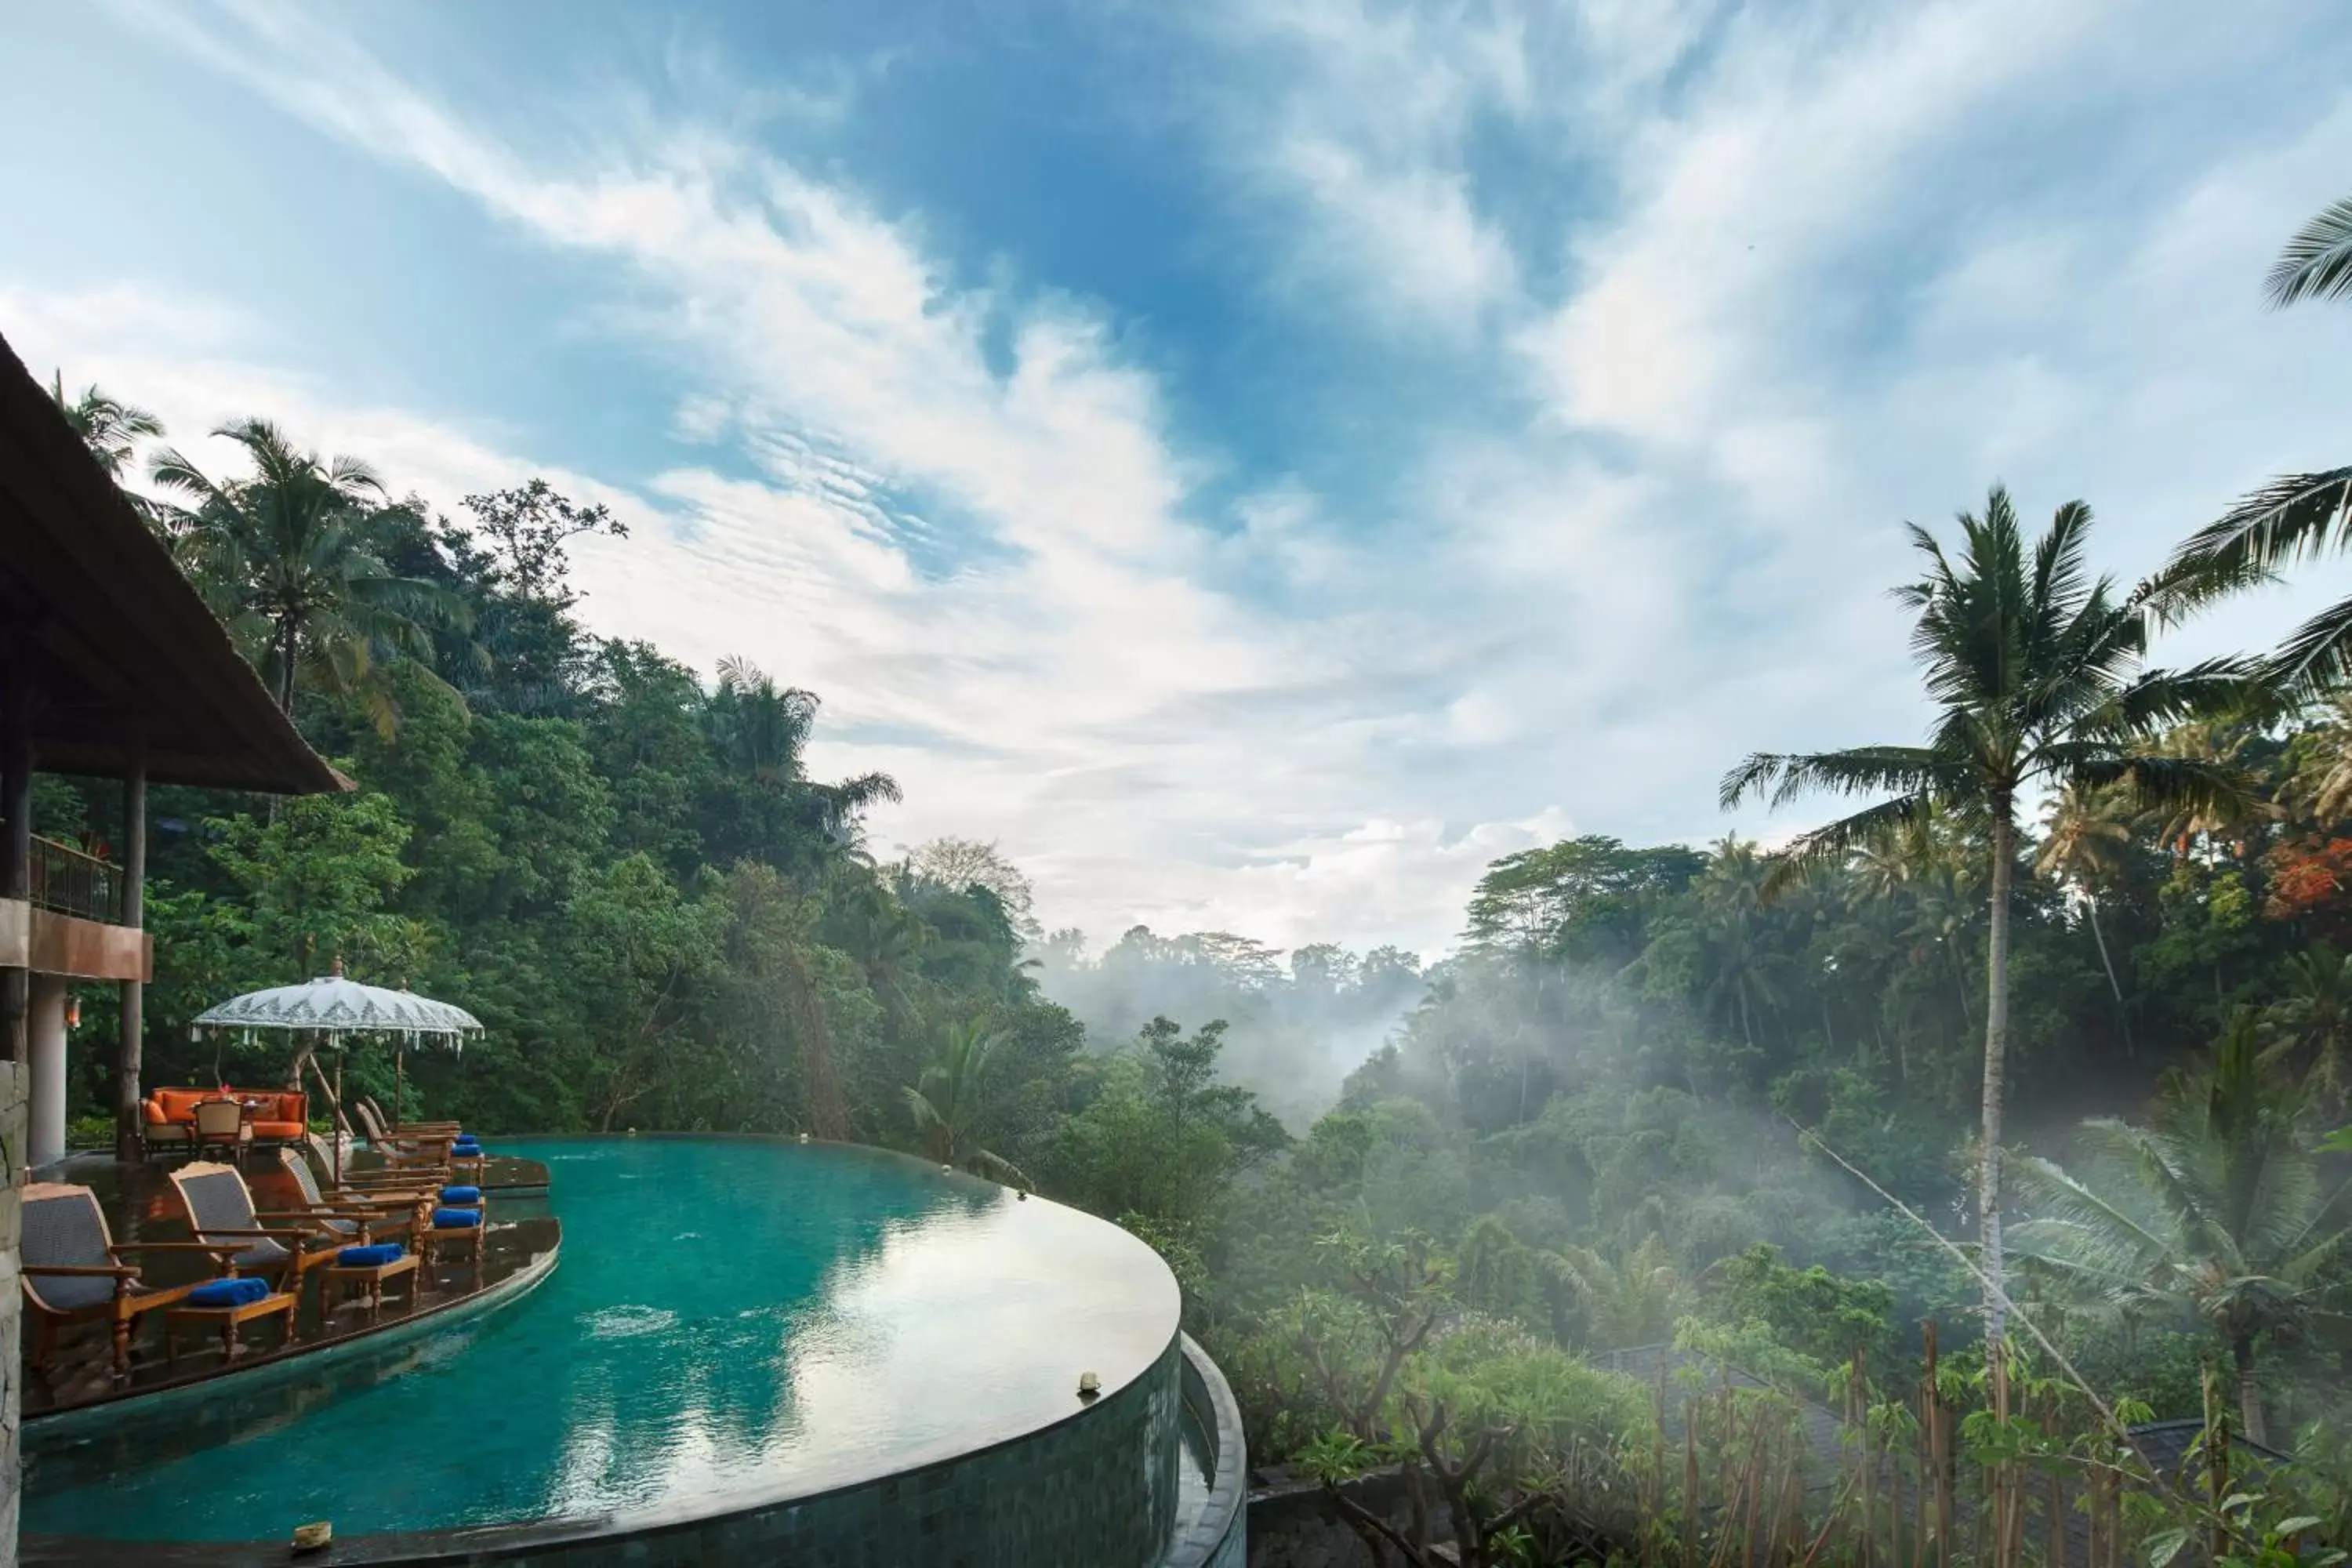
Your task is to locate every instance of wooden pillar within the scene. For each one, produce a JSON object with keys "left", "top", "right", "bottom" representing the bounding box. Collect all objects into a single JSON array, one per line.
[
  {"left": 1, "top": 652, "right": 31, "bottom": 1069},
  {"left": 114, "top": 757, "right": 146, "bottom": 1163}
]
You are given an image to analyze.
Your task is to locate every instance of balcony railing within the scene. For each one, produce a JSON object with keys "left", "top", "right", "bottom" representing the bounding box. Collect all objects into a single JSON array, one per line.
[{"left": 28, "top": 836, "right": 124, "bottom": 925}]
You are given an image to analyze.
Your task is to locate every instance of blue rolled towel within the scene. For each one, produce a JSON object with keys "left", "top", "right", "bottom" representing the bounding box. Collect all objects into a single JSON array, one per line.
[
  {"left": 452, "top": 1134, "right": 482, "bottom": 1148},
  {"left": 440, "top": 1185, "right": 482, "bottom": 1204},
  {"left": 432, "top": 1207, "right": 483, "bottom": 1229},
  {"left": 187, "top": 1277, "right": 270, "bottom": 1308},
  {"left": 336, "top": 1243, "right": 405, "bottom": 1268}
]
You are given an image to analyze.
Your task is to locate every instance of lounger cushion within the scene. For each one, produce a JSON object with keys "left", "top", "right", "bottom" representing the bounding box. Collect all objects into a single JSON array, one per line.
[
  {"left": 439, "top": 1185, "right": 482, "bottom": 1204},
  {"left": 251, "top": 1120, "right": 306, "bottom": 1141},
  {"left": 431, "top": 1207, "right": 483, "bottom": 1229},
  {"left": 187, "top": 1278, "right": 270, "bottom": 1308},
  {"left": 336, "top": 1243, "right": 405, "bottom": 1268}
]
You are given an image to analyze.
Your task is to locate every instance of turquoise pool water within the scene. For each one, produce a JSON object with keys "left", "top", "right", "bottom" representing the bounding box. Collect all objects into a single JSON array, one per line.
[{"left": 25, "top": 1138, "right": 1182, "bottom": 1545}]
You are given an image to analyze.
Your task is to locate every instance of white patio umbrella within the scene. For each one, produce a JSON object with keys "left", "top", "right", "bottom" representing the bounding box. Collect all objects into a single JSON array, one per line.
[{"left": 193, "top": 962, "right": 482, "bottom": 1178}]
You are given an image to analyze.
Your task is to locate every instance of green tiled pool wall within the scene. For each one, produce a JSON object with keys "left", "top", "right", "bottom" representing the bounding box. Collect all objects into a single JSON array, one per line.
[{"left": 480, "top": 1335, "right": 1186, "bottom": 1568}]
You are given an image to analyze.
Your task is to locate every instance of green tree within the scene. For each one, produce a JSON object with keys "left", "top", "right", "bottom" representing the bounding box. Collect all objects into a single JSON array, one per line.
[
  {"left": 1542, "top": 1234, "right": 1683, "bottom": 1352},
  {"left": 561, "top": 854, "right": 722, "bottom": 1131},
  {"left": 702, "top": 656, "right": 900, "bottom": 873},
  {"left": 1052, "top": 1016, "right": 1287, "bottom": 1224},
  {"left": 47, "top": 373, "right": 162, "bottom": 479},
  {"left": 2038, "top": 780, "right": 2140, "bottom": 1051},
  {"left": 2264, "top": 944, "right": 2352, "bottom": 1109},
  {"left": 149, "top": 419, "right": 457, "bottom": 722},
  {"left": 904, "top": 1018, "right": 1029, "bottom": 1186},
  {"left": 1722, "top": 486, "right": 2255, "bottom": 1367},
  {"left": 2009, "top": 1014, "right": 2352, "bottom": 1444}
]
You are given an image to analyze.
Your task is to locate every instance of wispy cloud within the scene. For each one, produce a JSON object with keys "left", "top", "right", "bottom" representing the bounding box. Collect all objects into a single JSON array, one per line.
[{"left": 17, "top": 0, "right": 2352, "bottom": 958}]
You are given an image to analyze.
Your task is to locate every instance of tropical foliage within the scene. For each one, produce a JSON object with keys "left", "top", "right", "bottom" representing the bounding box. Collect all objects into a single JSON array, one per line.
[{"left": 39, "top": 228, "right": 2352, "bottom": 1565}]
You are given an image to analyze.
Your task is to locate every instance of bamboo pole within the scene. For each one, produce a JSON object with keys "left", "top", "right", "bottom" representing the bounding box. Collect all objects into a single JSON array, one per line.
[{"left": 1685, "top": 1417, "right": 1700, "bottom": 1568}]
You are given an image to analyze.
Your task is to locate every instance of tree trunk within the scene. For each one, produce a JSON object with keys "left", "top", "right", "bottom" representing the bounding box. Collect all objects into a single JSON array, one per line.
[
  {"left": 2232, "top": 1334, "right": 2267, "bottom": 1447},
  {"left": 1981, "top": 805, "right": 2016, "bottom": 1377},
  {"left": 2085, "top": 897, "right": 2134, "bottom": 1057},
  {"left": 276, "top": 618, "right": 299, "bottom": 715}
]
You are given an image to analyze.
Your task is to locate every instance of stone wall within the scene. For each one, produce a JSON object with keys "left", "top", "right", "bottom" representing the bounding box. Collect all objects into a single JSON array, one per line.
[
  {"left": 0, "top": 1060, "right": 25, "bottom": 1568},
  {"left": 1245, "top": 1468, "right": 1451, "bottom": 1568}
]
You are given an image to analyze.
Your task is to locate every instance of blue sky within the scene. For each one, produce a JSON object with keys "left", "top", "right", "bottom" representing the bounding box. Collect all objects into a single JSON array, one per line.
[{"left": 6, "top": 0, "right": 2352, "bottom": 956}]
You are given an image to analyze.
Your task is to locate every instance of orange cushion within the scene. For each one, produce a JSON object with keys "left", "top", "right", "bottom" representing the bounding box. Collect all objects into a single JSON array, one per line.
[
  {"left": 153, "top": 1088, "right": 210, "bottom": 1124},
  {"left": 251, "top": 1120, "right": 304, "bottom": 1141},
  {"left": 230, "top": 1090, "right": 305, "bottom": 1123}
]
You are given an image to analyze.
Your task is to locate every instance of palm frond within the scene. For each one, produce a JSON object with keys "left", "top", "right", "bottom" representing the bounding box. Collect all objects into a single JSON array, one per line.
[
  {"left": 2267, "top": 195, "right": 2352, "bottom": 308},
  {"left": 2169, "top": 470, "right": 2352, "bottom": 586},
  {"left": 2267, "top": 593, "right": 2352, "bottom": 699},
  {"left": 1719, "top": 747, "right": 1951, "bottom": 811}
]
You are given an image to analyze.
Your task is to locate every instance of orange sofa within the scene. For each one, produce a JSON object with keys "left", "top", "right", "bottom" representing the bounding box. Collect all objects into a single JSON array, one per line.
[{"left": 142, "top": 1087, "right": 308, "bottom": 1145}]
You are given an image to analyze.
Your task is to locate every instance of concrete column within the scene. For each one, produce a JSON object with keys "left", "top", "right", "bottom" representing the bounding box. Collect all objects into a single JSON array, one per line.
[
  {"left": 0, "top": 1058, "right": 27, "bottom": 1568},
  {"left": 114, "top": 759, "right": 145, "bottom": 1163},
  {"left": 25, "top": 977, "right": 63, "bottom": 1172}
]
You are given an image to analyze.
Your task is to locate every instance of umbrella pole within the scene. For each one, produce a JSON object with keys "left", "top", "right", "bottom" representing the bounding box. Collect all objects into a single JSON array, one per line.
[
  {"left": 396, "top": 1042, "right": 405, "bottom": 1127},
  {"left": 334, "top": 1047, "right": 345, "bottom": 1185}
]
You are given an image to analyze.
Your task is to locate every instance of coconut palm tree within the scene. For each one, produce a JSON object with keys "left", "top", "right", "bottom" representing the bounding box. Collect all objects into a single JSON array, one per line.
[
  {"left": 1722, "top": 486, "right": 2256, "bottom": 1371},
  {"left": 48, "top": 373, "right": 162, "bottom": 480},
  {"left": 2038, "top": 781, "right": 2138, "bottom": 1051},
  {"left": 706, "top": 656, "right": 902, "bottom": 844},
  {"left": 1541, "top": 1235, "right": 1682, "bottom": 1351},
  {"left": 2009, "top": 1014, "right": 2352, "bottom": 1444},
  {"left": 2263, "top": 943, "right": 2352, "bottom": 1110},
  {"left": 904, "top": 1018, "right": 1030, "bottom": 1187},
  {"left": 148, "top": 419, "right": 455, "bottom": 723}
]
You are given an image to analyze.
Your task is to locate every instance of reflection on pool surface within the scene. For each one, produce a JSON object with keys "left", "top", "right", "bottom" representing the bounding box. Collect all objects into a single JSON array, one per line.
[{"left": 27, "top": 1138, "right": 1181, "bottom": 1545}]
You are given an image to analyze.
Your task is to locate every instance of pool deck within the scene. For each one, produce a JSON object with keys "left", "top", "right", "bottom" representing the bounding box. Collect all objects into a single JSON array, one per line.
[{"left": 23, "top": 1149, "right": 558, "bottom": 1421}]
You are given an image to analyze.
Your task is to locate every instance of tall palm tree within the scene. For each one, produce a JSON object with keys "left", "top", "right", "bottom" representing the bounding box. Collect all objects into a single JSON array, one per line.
[
  {"left": 2037, "top": 781, "right": 2138, "bottom": 1051},
  {"left": 2009, "top": 1014, "right": 2352, "bottom": 1444},
  {"left": 903, "top": 1019, "right": 1029, "bottom": 1187},
  {"left": 1722, "top": 487, "right": 2256, "bottom": 1370},
  {"left": 148, "top": 419, "right": 454, "bottom": 722},
  {"left": 708, "top": 656, "right": 902, "bottom": 841},
  {"left": 48, "top": 373, "right": 163, "bottom": 479},
  {"left": 1701, "top": 906, "right": 1779, "bottom": 1053}
]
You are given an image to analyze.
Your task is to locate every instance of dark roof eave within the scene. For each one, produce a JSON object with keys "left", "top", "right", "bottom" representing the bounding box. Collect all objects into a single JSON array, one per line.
[{"left": 0, "top": 328, "right": 349, "bottom": 797}]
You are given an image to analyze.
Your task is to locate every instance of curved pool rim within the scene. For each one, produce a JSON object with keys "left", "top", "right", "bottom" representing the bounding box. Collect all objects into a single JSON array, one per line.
[
  {"left": 22, "top": 1229, "right": 561, "bottom": 1436},
  {"left": 24, "top": 1134, "right": 1203, "bottom": 1567},
  {"left": 1169, "top": 1333, "right": 1250, "bottom": 1568}
]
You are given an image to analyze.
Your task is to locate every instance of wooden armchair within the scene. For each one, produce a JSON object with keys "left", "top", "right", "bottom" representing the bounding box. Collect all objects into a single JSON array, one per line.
[
  {"left": 361, "top": 1096, "right": 460, "bottom": 1135},
  {"left": 192, "top": 1098, "right": 250, "bottom": 1160},
  {"left": 274, "top": 1149, "right": 429, "bottom": 1243},
  {"left": 21, "top": 1182, "right": 255, "bottom": 1377},
  {"left": 167, "top": 1162, "right": 348, "bottom": 1290}
]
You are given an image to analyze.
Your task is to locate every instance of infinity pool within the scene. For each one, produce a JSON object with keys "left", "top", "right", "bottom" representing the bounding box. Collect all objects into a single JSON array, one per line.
[{"left": 25, "top": 1138, "right": 1189, "bottom": 1557}]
